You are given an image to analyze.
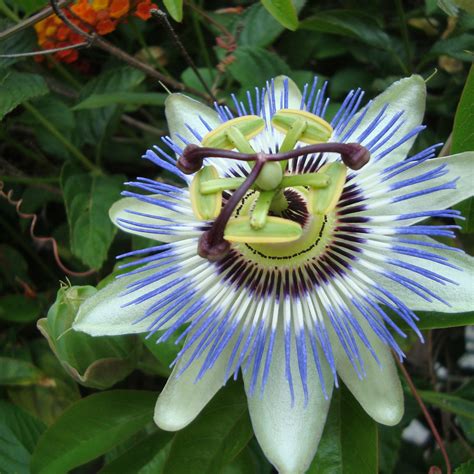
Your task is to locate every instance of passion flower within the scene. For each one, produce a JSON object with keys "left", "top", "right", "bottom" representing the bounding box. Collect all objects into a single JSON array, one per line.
[{"left": 74, "top": 75, "right": 474, "bottom": 473}]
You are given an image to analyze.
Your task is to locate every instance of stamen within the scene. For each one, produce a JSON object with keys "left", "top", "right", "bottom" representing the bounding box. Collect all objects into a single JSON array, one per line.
[
  {"left": 198, "top": 158, "right": 266, "bottom": 261},
  {"left": 182, "top": 140, "right": 371, "bottom": 262}
]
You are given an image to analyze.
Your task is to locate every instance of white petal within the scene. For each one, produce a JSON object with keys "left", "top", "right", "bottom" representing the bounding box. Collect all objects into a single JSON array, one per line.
[
  {"left": 73, "top": 269, "right": 161, "bottom": 336},
  {"left": 154, "top": 331, "right": 233, "bottom": 431},
  {"left": 344, "top": 75, "right": 426, "bottom": 172},
  {"left": 362, "top": 152, "right": 474, "bottom": 225},
  {"left": 109, "top": 197, "right": 195, "bottom": 243},
  {"left": 243, "top": 327, "right": 333, "bottom": 474},
  {"left": 375, "top": 235, "right": 474, "bottom": 313},
  {"left": 165, "top": 93, "right": 221, "bottom": 148},
  {"left": 330, "top": 316, "right": 404, "bottom": 426}
]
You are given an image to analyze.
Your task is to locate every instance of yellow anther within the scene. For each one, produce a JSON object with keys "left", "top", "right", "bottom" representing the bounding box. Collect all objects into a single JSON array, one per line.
[
  {"left": 308, "top": 162, "right": 347, "bottom": 215},
  {"left": 272, "top": 109, "right": 333, "bottom": 144},
  {"left": 225, "top": 216, "right": 303, "bottom": 244},
  {"left": 190, "top": 165, "right": 222, "bottom": 220},
  {"left": 201, "top": 115, "right": 264, "bottom": 151}
]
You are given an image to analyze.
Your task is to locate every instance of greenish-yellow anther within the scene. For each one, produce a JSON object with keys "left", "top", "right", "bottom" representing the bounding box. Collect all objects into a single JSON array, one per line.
[
  {"left": 225, "top": 216, "right": 303, "bottom": 244},
  {"left": 201, "top": 115, "right": 264, "bottom": 151},
  {"left": 190, "top": 165, "right": 222, "bottom": 220},
  {"left": 272, "top": 109, "right": 333, "bottom": 144},
  {"left": 308, "top": 162, "right": 347, "bottom": 215},
  {"left": 250, "top": 190, "right": 278, "bottom": 230}
]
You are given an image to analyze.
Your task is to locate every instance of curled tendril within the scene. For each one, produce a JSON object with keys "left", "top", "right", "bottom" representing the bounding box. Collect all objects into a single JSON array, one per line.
[{"left": 0, "top": 181, "right": 96, "bottom": 277}]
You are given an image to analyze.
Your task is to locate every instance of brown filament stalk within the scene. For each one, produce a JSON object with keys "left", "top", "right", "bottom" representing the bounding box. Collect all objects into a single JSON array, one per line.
[{"left": 395, "top": 357, "right": 451, "bottom": 474}]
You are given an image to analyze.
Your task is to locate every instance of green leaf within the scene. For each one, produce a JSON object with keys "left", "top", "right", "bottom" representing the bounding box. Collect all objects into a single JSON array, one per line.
[
  {"left": 397, "top": 311, "right": 474, "bottom": 330},
  {"left": 73, "top": 92, "right": 167, "bottom": 110},
  {"left": 221, "top": 446, "right": 262, "bottom": 474},
  {"left": 454, "top": 459, "right": 474, "bottom": 474},
  {"left": 228, "top": 46, "right": 290, "bottom": 88},
  {"left": 75, "top": 67, "right": 146, "bottom": 145},
  {"left": 307, "top": 385, "right": 378, "bottom": 474},
  {"left": 6, "top": 340, "right": 80, "bottom": 426},
  {"left": 100, "top": 430, "right": 174, "bottom": 474},
  {"left": 418, "top": 390, "right": 474, "bottom": 420},
  {"left": 261, "top": 0, "right": 299, "bottom": 31},
  {"left": 0, "top": 70, "right": 48, "bottom": 121},
  {"left": 181, "top": 67, "right": 216, "bottom": 95},
  {"left": 236, "top": 0, "right": 305, "bottom": 48},
  {"left": 30, "top": 390, "right": 156, "bottom": 474},
  {"left": 301, "top": 10, "right": 393, "bottom": 51},
  {"left": 452, "top": 66, "right": 474, "bottom": 233},
  {"left": 20, "top": 95, "right": 75, "bottom": 160},
  {"left": 0, "top": 294, "right": 41, "bottom": 323},
  {"left": 38, "top": 285, "right": 138, "bottom": 389},
  {"left": 0, "top": 400, "right": 46, "bottom": 474},
  {"left": 0, "top": 245, "right": 28, "bottom": 290},
  {"left": 163, "top": 0, "right": 183, "bottom": 22},
  {"left": 15, "top": 0, "right": 48, "bottom": 15},
  {"left": 0, "top": 357, "right": 44, "bottom": 386},
  {"left": 61, "top": 164, "right": 124, "bottom": 269},
  {"left": 140, "top": 331, "right": 183, "bottom": 377},
  {"left": 0, "top": 19, "right": 38, "bottom": 69},
  {"left": 429, "top": 34, "right": 474, "bottom": 62},
  {"left": 162, "top": 382, "right": 253, "bottom": 474}
]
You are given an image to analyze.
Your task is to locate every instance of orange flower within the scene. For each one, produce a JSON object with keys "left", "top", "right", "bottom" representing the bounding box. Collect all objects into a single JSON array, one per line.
[
  {"left": 96, "top": 18, "right": 117, "bottom": 35},
  {"left": 34, "top": 0, "right": 156, "bottom": 64},
  {"left": 109, "top": 0, "right": 129, "bottom": 19},
  {"left": 135, "top": 1, "right": 158, "bottom": 20}
]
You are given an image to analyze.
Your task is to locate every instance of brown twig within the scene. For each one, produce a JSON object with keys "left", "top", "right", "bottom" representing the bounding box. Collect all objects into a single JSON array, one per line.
[
  {"left": 151, "top": 9, "right": 217, "bottom": 103},
  {"left": 395, "top": 357, "right": 452, "bottom": 474},
  {"left": 121, "top": 115, "right": 165, "bottom": 137},
  {"left": 0, "top": 181, "right": 96, "bottom": 277}
]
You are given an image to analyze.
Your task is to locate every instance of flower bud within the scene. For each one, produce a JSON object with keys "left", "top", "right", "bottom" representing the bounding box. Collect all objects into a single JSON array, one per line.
[{"left": 37, "top": 285, "right": 139, "bottom": 389}]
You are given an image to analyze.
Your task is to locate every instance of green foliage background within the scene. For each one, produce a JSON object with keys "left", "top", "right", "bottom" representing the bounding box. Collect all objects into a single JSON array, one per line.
[{"left": 0, "top": 0, "right": 473, "bottom": 473}]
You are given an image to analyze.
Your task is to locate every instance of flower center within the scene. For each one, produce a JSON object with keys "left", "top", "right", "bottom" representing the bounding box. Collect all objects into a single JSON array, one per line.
[
  {"left": 234, "top": 188, "right": 335, "bottom": 268},
  {"left": 178, "top": 111, "right": 371, "bottom": 262}
]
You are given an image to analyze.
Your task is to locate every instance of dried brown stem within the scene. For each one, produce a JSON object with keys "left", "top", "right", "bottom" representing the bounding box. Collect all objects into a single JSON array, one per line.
[{"left": 0, "top": 181, "right": 96, "bottom": 277}]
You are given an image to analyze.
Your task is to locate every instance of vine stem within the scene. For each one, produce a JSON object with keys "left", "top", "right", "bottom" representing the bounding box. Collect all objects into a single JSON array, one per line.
[{"left": 394, "top": 357, "right": 452, "bottom": 474}]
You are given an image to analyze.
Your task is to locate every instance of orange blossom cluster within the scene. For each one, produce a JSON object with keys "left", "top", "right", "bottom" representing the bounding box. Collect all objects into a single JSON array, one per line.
[{"left": 35, "top": 0, "right": 158, "bottom": 63}]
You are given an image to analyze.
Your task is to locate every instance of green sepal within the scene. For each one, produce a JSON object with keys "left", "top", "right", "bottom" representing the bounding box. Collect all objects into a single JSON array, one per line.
[
  {"left": 37, "top": 285, "right": 139, "bottom": 390},
  {"left": 272, "top": 109, "right": 333, "bottom": 144},
  {"left": 190, "top": 165, "right": 222, "bottom": 220},
  {"left": 309, "top": 162, "right": 347, "bottom": 215},
  {"left": 225, "top": 216, "right": 302, "bottom": 243},
  {"left": 201, "top": 115, "right": 264, "bottom": 150}
]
